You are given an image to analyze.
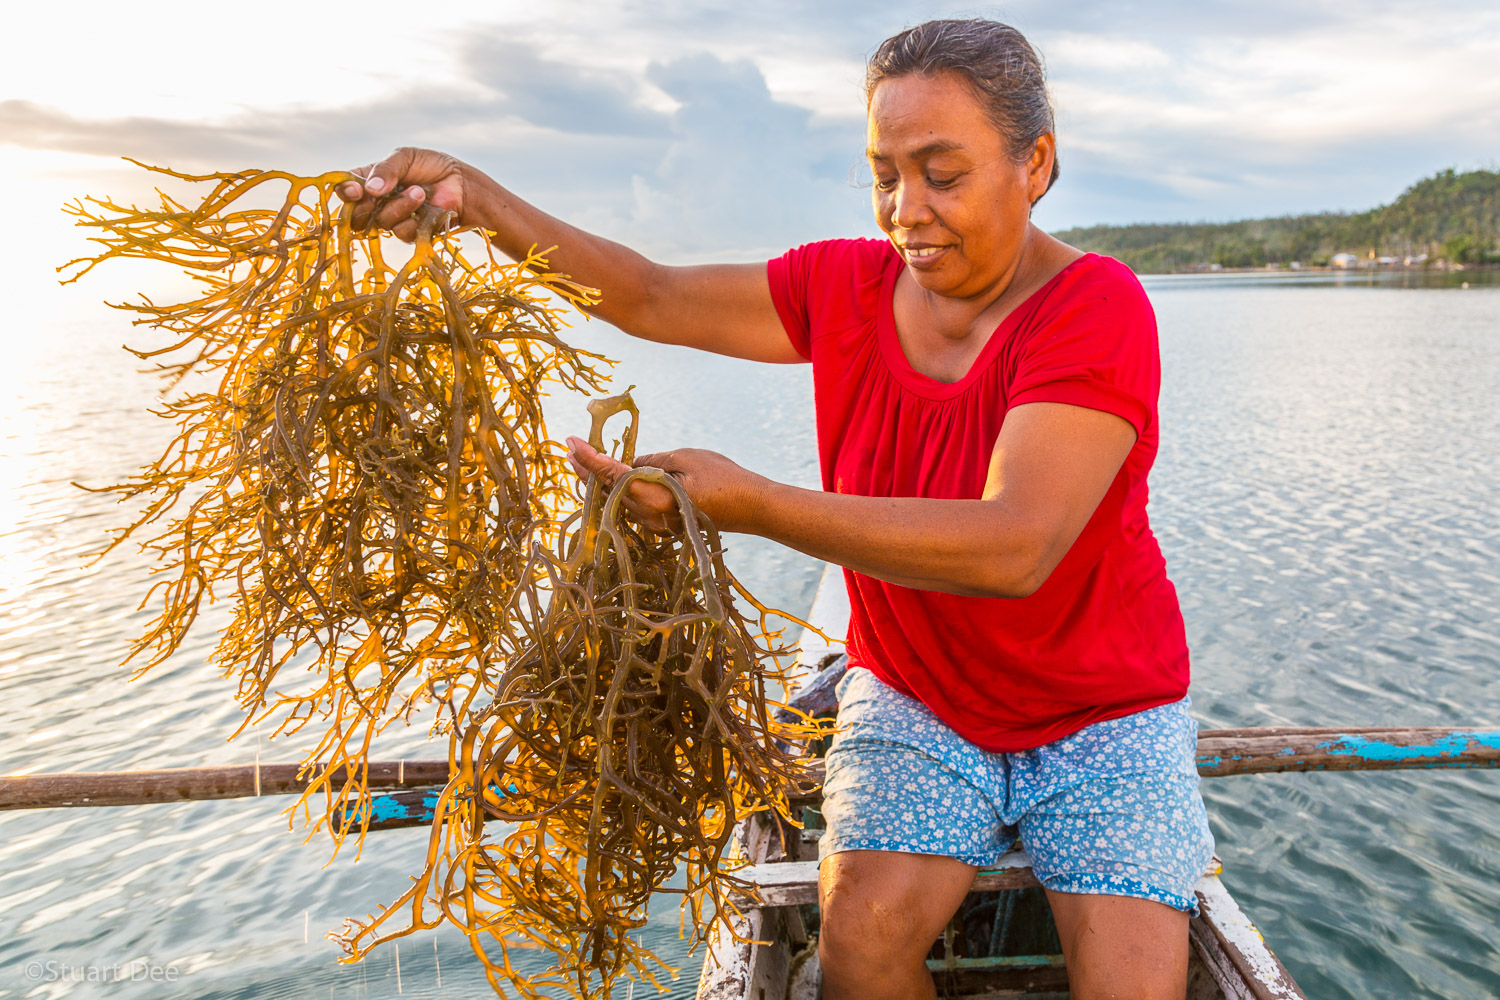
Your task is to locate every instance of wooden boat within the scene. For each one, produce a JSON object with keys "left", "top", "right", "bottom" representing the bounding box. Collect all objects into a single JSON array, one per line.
[
  {"left": 696, "top": 566, "right": 1308, "bottom": 1000},
  {"left": 6, "top": 573, "right": 1498, "bottom": 998}
]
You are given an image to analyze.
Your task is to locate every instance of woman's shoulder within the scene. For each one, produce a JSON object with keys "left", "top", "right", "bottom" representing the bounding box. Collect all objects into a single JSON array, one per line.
[
  {"left": 1021, "top": 252, "right": 1155, "bottom": 333},
  {"left": 768, "top": 237, "right": 898, "bottom": 354},
  {"left": 775, "top": 236, "right": 897, "bottom": 279},
  {"left": 1051, "top": 251, "right": 1148, "bottom": 295},
  {"left": 770, "top": 237, "right": 898, "bottom": 318}
]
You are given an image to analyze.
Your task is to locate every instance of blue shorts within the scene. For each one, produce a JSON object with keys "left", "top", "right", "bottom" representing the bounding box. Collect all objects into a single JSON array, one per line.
[{"left": 818, "top": 667, "right": 1215, "bottom": 914}]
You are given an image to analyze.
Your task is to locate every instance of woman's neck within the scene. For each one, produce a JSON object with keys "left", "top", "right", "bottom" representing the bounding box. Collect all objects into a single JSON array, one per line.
[{"left": 892, "top": 227, "right": 1084, "bottom": 383}]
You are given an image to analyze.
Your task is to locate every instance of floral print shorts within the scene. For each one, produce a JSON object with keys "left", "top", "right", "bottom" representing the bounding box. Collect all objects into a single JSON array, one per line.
[{"left": 818, "top": 667, "right": 1216, "bottom": 913}]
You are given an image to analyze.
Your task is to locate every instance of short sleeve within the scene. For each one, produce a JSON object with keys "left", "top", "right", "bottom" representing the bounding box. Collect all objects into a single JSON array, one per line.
[
  {"left": 766, "top": 239, "right": 892, "bottom": 364},
  {"left": 766, "top": 243, "right": 819, "bottom": 361},
  {"left": 1006, "top": 259, "right": 1158, "bottom": 438}
]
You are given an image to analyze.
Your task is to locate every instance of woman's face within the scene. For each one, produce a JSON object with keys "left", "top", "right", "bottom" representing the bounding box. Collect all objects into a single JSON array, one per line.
[{"left": 867, "top": 72, "right": 1054, "bottom": 299}]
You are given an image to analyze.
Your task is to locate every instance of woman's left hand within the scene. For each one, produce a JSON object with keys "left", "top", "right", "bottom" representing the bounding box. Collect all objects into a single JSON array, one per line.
[{"left": 565, "top": 438, "right": 766, "bottom": 534}]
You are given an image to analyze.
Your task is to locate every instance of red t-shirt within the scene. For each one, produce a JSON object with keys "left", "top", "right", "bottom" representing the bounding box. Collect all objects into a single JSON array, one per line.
[{"left": 767, "top": 238, "right": 1189, "bottom": 751}]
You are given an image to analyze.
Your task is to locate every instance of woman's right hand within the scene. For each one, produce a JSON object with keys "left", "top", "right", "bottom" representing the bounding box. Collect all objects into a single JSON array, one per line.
[
  {"left": 335, "top": 147, "right": 472, "bottom": 242},
  {"left": 331, "top": 147, "right": 796, "bottom": 364}
]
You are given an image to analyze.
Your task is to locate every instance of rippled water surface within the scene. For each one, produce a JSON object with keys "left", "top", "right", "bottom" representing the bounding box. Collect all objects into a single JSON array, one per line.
[{"left": 1, "top": 274, "right": 1497, "bottom": 998}]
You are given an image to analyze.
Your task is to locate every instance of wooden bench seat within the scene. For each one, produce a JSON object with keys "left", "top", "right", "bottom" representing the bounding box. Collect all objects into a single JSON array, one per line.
[{"left": 730, "top": 846, "right": 1223, "bottom": 907}]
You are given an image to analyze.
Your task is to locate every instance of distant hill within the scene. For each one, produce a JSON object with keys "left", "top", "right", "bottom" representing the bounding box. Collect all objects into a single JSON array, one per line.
[{"left": 1052, "top": 168, "right": 1500, "bottom": 273}]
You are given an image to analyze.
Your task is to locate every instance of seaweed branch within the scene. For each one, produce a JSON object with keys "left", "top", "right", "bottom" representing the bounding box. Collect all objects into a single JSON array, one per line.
[{"left": 63, "top": 162, "right": 826, "bottom": 999}]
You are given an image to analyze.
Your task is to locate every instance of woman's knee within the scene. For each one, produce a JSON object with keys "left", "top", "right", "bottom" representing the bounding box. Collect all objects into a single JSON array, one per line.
[
  {"left": 817, "top": 881, "right": 928, "bottom": 979},
  {"left": 815, "top": 850, "right": 976, "bottom": 995}
]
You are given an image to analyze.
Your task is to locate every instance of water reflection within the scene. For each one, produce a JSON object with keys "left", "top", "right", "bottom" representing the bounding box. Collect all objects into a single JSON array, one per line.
[
  {"left": 1149, "top": 279, "right": 1500, "bottom": 999},
  {"left": 1, "top": 277, "right": 1497, "bottom": 997}
]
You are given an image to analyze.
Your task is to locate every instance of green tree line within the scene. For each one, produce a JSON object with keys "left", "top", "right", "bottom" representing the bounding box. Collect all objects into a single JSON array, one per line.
[{"left": 1052, "top": 168, "right": 1500, "bottom": 273}]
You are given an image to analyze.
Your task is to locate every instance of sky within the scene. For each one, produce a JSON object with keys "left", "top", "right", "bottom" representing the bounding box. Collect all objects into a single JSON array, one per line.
[{"left": 3, "top": 0, "right": 1498, "bottom": 316}]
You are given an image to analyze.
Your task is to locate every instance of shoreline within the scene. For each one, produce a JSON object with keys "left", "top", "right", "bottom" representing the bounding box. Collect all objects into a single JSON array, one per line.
[{"left": 1139, "top": 261, "right": 1499, "bottom": 277}]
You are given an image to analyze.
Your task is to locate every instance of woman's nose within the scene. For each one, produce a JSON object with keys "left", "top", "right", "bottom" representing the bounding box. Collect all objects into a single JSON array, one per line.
[{"left": 889, "top": 180, "right": 934, "bottom": 231}]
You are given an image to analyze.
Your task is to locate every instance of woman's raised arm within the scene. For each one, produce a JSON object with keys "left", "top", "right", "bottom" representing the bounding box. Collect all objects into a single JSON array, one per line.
[{"left": 336, "top": 148, "right": 802, "bottom": 364}]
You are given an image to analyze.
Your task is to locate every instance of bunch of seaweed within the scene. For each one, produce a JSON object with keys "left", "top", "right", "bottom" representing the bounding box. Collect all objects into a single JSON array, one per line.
[{"left": 61, "top": 163, "right": 821, "bottom": 998}]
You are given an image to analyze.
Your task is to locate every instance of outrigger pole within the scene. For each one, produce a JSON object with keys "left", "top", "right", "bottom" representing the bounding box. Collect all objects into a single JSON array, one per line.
[{"left": 3, "top": 727, "right": 1496, "bottom": 824}]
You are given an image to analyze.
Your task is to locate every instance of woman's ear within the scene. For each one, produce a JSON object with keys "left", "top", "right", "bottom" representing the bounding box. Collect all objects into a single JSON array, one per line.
[{"left": 1027, "top": 133, "right": 1056, "bottom": 204}]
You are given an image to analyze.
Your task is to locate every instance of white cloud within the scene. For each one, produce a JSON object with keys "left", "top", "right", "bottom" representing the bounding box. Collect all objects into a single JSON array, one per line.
[
  {"left": 1, "top": 0, "right": 487, "bottom": 122},
  {"left": 1032, "top": 4, "right": 1500, "bottom": 224},
  {"left": 3, "top": 0, "right": 1499, "bottom": 253},
  {"left": 1045, "top": 33, "right": 1173, "bottom": 73},
  {"left": 620, "top": 54, "right": 871, "bottom": 260}
]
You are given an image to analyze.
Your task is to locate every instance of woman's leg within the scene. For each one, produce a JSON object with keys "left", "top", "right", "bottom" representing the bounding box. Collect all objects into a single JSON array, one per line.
[
  {"left": 1012, "top": 698, "right": 1213, "bottom": 999},
  {"left": 818, "top": 849, "right": 977, "bottom": 1000},
  {"left": 815, "top": 668, "right": 1010, "bottom": 999},
  {"left": 1045, "top": 890, "right": 1190, "bottom": 1000}
]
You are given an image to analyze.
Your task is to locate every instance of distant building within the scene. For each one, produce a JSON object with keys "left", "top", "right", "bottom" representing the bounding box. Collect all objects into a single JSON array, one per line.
[{"left": 1331, "top": 253, "right": 1359, "bottom": 268}]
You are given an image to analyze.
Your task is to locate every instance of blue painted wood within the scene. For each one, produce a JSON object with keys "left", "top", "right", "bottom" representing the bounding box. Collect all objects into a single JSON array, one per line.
[
  {"left": 1194, "top": 727, "right": 1500, "bottom": 776},
  {"left": 346, "top": 726, "right": 1499, "bottom": 832},
  {"left": 334, "top": 788, "right": 443, "bottom": 833},
  {"left": 334, "top": 782, "right": 518, "bottom": 833}
]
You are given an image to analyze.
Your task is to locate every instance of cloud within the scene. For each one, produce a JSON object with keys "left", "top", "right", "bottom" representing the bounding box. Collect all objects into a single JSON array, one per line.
[
  {"left": 1025, "top": 2, "right": 1500, "bottom": 225},
  {"left": 1044, "top": 33, "right": 1172, "bottom": 73},
  {"left": 623, "top": 54, "right": 870, "bottom": 259},
  {"left": 4, "top": 0, "right": 1500, "bottom": 240},
  {"left": 0, "top": 101, "right": 273, "bottom": 163},
  {"left": 1, "top": 41, "right": 873, "bottom": 263},
  {"left": 461, "top": 38, "right": 672, "bottom": 138}
]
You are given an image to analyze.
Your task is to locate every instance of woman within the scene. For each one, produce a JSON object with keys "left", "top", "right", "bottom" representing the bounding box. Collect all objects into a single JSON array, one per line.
[{"left": 338, "top": 18, "right": 1212, "bottom": 1000}]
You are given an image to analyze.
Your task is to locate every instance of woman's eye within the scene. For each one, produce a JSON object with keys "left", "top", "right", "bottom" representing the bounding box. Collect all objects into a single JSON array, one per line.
[
  {"left": 874, "top": 176, "right": 897, "bottom": 191},
  {"left": 928, "top": 175, "right": 958, "bottom": 189}
]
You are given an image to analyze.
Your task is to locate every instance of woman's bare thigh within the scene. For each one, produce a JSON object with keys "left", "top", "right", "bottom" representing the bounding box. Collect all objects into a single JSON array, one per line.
[{"left": 1045, "top": 889, "right": 1190, "bottom": 1000}]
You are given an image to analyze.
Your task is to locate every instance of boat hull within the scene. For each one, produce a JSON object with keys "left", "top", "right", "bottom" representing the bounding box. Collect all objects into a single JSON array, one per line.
[{"left": 697, "top": 565, "right": 1305, "bottom": 1000}]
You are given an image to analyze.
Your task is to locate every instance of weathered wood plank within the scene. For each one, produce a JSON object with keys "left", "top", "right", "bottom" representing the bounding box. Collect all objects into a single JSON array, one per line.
[
  {"left": 696, "top": 905, "right": 783, "bottom": 1000},
  {"left": 1190, "top": 874, "right": 1307, "bottom": 1000},
  {"left": 697, "top": 813, "right": 790, "bottom": 1000},
  {"left": 784, "top": 943, "right": 820, "bottom": 1000},
  {"left": 727, "top": 849, "right": 1031, "bottom": 908},
  {"left": 783, "top": 726, "right": 1500, "bottom": 789},
  {"left": 727, "top": 851, "right": 1224, "bottom": 909},
  {"left": 1195, "top": 726, "right": 1500, "bottom": 776},
  {"left": 773, "top": 655, "right": 847, "bottom": 733},
  {"left": 0, "top": 760, "right": 448, "bottom": 810},
  {"left": 923, "top": 959, "right": 1071, "bottom": 997}
]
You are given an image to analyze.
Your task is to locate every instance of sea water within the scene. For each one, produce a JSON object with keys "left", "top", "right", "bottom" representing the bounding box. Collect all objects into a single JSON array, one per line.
[{"left": 0, "top": 272, "right": 1496, "bottom": 998}]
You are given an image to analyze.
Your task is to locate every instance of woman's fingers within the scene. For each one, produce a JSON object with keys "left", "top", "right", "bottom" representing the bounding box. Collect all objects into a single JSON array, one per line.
[
  {"left": 337, "top": 165, "right": 378, "bottom": 228},
  {"left": 374, "top": 182, "right": 429, "bottom": 230},
  {"left": 335, "top": 164, "right": 371, "bottom": 203},
  {"left": 334, "top": 148, "right": 467, "bottom": 242},
  {"left": 362, "top": 147, "right": 416, "bottom": 199},
  {"left": 565, "top": 440, "right": 760, "bottom": 533},
  {"left": 566, "top": 437, "right": 630, "bottom": 483},
  {"left": 567, "top": 438, "right": 680, "bottom": 530},
  {"left": 390, "top": 218, "right": 418, "bottom": 243}
]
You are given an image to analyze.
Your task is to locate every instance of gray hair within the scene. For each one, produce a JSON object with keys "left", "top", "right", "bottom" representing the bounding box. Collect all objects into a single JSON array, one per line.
[{"left": 866, "top": 19, "right": 1060, "bottom": 202}]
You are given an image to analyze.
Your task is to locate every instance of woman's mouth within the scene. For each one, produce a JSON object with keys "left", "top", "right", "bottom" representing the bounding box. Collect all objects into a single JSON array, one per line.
[{"left": 902, "top": 244, "right": 950, "bottom": 267}]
